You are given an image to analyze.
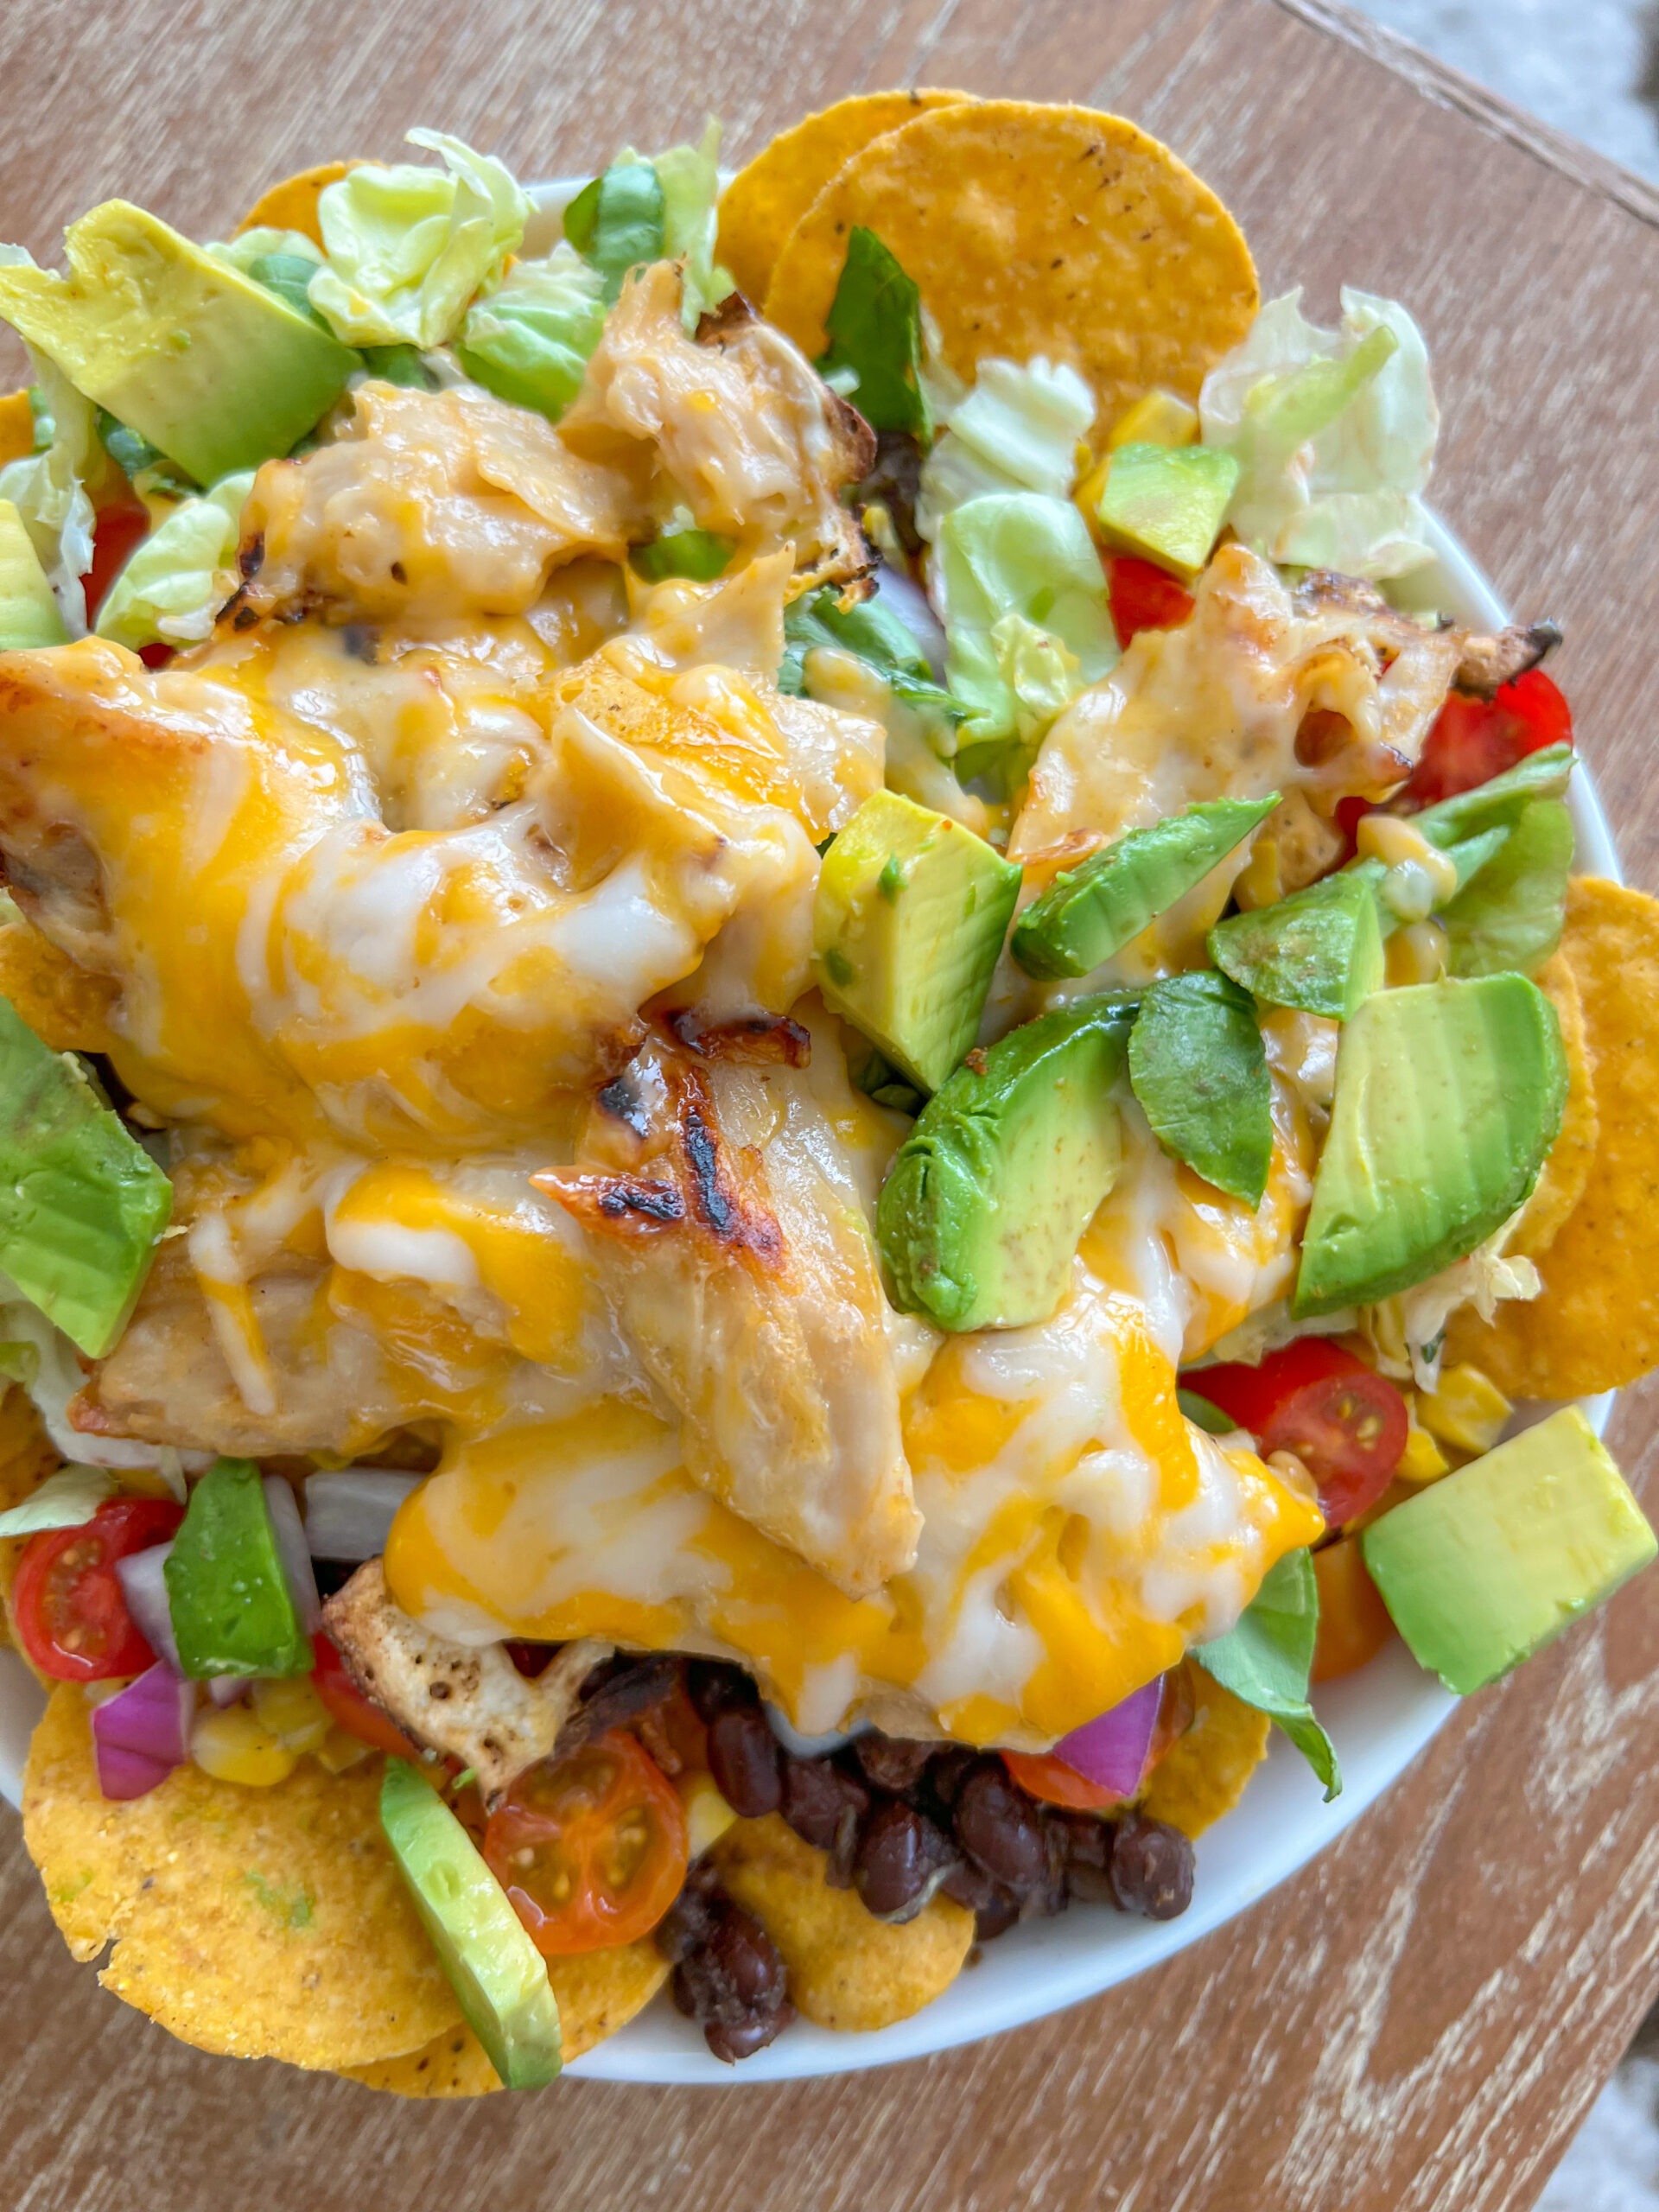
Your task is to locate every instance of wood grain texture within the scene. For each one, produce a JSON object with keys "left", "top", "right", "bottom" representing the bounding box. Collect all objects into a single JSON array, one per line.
[{"left": 2, "top": 3, "right": 1658, "bottom": 2206}]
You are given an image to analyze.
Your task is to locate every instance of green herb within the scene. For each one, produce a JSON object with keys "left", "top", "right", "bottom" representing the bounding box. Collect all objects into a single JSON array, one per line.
[
  {"left": 779, "top": 584, "right": 963, "bottom": 742},
  {"left": 247, "top": 252, "right": 335, "bottom": 334},
  {"left": 815, "top": 226, "right": 931, "bottom": 439},
  {"left": 244, "top": 1872, "right": 316, "bottom": 1929},
  {"left": 564, "top": 161, "right": 667, "bottom": 302},
  {"left": 359, "top": 343, "right": 438, "bottom": 391},
  {"left": 629, "top": 525, "right": 734, "bottom": 582},
  {"left": 1197, "top": 1548, "right": 1340, "bottom": 1799},
  {"left": 95, "top": 407, "right": 163, "bottom": 480},
  {"left": 1176, "top": 1388, "right": 1236, "bottom": 1437}
]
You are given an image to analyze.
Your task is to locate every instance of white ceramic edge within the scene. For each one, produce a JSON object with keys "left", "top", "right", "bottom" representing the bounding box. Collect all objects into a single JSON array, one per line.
[{"left": 0, "top": 505, "right": 1619, "bottom": 2088}]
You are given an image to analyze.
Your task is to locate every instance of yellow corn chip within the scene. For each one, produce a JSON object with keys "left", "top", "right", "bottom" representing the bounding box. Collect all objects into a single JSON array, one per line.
[
  {"left": 0, "top": 905, "right": 118, "bottom": 1053},
  {"left": 763, "top": 102, "right": 1257, "bottom": 438},
  {"left": 717, "top": 90, "right": 969, "bottom": 312},
  {"left": 234, "top": 161, "right": 354, "bottom": 249},
  {"left": 1446, "top": 878, "right": 1659, "bottom": 1398},
  {"left": 1508, "top": 949, "right": 1598, "bottom": 1262},
  {"left": 714, "top": 1811, "right": 973, "bottom": 2033},
  {"left": 23, "top": 1686, "right": 461, "bottom": 2069},
  {"left": 0, "top": 1384, "right": 64, "bottom": 1666},
  {"left": 1139, "top": 1674, "right": 1270, "bottom": 1838},
  {"left": 0, "top": 388, "right": 35, "bottom": 469},
  {"left": 345, "top": 1940, "right": 670, "bottom": 2096}
]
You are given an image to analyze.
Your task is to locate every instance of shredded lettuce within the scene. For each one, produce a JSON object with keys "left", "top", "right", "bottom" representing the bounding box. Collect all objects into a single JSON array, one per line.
[
  {"left": 0, "top": 346, "right": 98, "bottom": 636},
  {"left": 934, "top": 493, "right": 1116, "bottom": 773},
  {"left": 816, "top": 227, "right": 929, "bottom": 438},
  {"left": 307, "top": 130, "right": 527, "bottom": 350},
  {"left": 653, "top": 119, "right": 730, "bottom": 327},
  {"left": 566, "top": 121, "right": 730, "bottom": 329},
  {"left": 210, "top": 227, "right": 323, "bottom": 282},
  {"left": 1440, "top": 798, "right": 1573, "bottom": 979},
  {"left": 94, "top": 472, "right": 253, "bottom": 649},
  {"left": 0, "top": 1274, "right": 174, "bottom": 1471},
  {"left": 457, "top": 242, "right": 607, "bottom": 419},
  {"left": 1199, "top": 288, "right": 1440, "bottom": 581},
  {"left": 0, "top": 1461, "right": 114, "bottom": 1539},
  {"left": 917, "top": 357, "right": 1095, "bottom": 543}
]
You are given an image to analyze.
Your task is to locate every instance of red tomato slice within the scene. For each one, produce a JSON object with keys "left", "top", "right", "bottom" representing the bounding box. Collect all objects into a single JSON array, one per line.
[
  {"left": 1396, "top": 669, "right": 1573, "bottom": 811},
  {"left": 1191, "top": 1339, "right": 1408, "bottom": 1528},
  {"left": 311, "top": 1631, "right": 427, "bottom": 1761},
  {"left": 1106, "top": 555, "right": 1195, "bottom": 651},
  {"left": 483, "top": 1729, "right": 689, "bottom": 1955},
  {"left": 80, "top": 498, "right": 150, "bottom": 625},
  {"left": 12, "top": 1497, "right": 183, "bottom": 1681}
]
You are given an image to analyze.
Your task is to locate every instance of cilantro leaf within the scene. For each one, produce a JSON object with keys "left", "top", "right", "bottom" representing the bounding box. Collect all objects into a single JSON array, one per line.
[
  {"left": 816, "top": 227, "right": 930, "bottom": 439},
  {"left": 1196, "top": 1548, "right": 1341, "bottom": 1800},
  {"left": 564, "top": 161, "right": 666, "bottom": 302}
]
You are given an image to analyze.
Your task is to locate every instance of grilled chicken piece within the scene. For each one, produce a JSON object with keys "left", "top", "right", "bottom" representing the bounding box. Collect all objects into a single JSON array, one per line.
[
  {"left": 322, "top": 1559, "right": 610, "bottom": 1807},
  {"left": 535, "top": 1027, "right": 918, "bottom": 1600},
  {"left": 1452, "top": 619, "right": 1562, "bottom": 700}
]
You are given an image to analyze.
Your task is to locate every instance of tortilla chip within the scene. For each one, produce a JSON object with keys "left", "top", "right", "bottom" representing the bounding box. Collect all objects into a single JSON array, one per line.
[
  {"left": 22, "top": 1685, "right": 461, "bottom": 2069},
  {"left": 717, "top": 91, "right": 969, "bottom": 313},
  {"left": 0, "top": 388, "right": 35, "bottom": 469},
  {"left": 763, "top": 101, "right": 1257, "bottom": 439},
  {"left": 0, "top": 906, "right": 118, "bottom": 1053},
  {"left": 1139, "top": 1675, "right": 1270, "bottom": 1838},
  {"left": 1445, "top": 879, "right": 1659, "bottom": 1398},
  {"left": 344, "top": 1940, "right": 670, "bottom": 2096},
  {"left": 713, "top": 1811, "right": 973, "bottom": 2033},
  {"left": 1507, "top": 948, "right": 1598, "bottom": 1262},
  {"left": 0, "top": 1384, "right": 64, "bottom": 1664},
  {"left": 234, "top": 162, "right": 353, "bottom": 249}
]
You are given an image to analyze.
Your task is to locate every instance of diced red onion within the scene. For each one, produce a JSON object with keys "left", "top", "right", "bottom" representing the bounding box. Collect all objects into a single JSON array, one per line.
[
  {"left": 114, "top": 1541, "right": 181, "bottom": 1673},
  {"left": 92, "top": 1661, "right": 194, "bottom": 1801},
  {"left": 1052, "top": 1677, "right": 1166, "bottom": 1801},
  {"left": 206, "top": 1675, "right": 250, "bottom": 1707},
  {"left": 264, "top": 1474, "right": 321, "bottom": 1631},
  {"left": 302, "top": 1468, "right": 421, "bottom": 1562}
]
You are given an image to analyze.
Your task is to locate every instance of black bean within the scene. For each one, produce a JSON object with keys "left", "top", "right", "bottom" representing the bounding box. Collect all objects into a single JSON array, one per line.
[
  {"left": 926, "top": 1745, "right": 978, "bottom": 1808},
  {"left": 940, "top": 1858, "right": 998, "bottom": 1912},
  {"left": 704, "top": 2001, "right": 796, "bottom": 2064},
  {"left": 654, "top": 1864, "right": 721, "bottom": 1964},
  {"left": 855, "top": 1800, "right": 961, "bottom": 1922},
  {"left": 686, "top": 1659, "right": 755, "bottom": 1723},
  {"left": 1109, "top": 1813, "right": 1195, "bottom": 1921},
  {"left": 778, "top": 1753, "right": 868, "bottom": 1855},
  {"left": 975, "top": 1891, "right": 1020, "bottom": 1943},
  {"left": 671, "top": 1903, "right": 790, "bottom": 2035},
  {"left": 556, "top": 1654, "right": 681, "bottom": 1758},
  {"left": 707, "top": 1703, "right": 782, "bottom": 1817},
  {"left": 1052, "top": 1809, "right": 1117, "bottom": 1905},
  {"left": 854, "top": 1733, "right": 935, "bottom": 1793},
  {"left": 952, "top": 1758, "right": 1050, "bottom": 1892}
]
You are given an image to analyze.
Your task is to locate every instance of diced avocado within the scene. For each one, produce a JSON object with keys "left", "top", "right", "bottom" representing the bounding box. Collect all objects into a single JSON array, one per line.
[
  {"left": 1361, "top": 1407, "right": 1656, "bottom": 1694},
  {"left": 1108, "top": 389, "right": 1199, "bottom": 453},
  {"left": 1211, "top": 868, "right": 1384, "bottom": 1020},
  {"left": 0, "top": 202, "right": 359, "bottom": 486},
  {"left": 0, "top": 994, "right": 169, "bottom": 1355},
  {"left": 815, "top": 791, "right": 1021, "bottom": 1095},
  {"left": 1014, "top": 794, "right": 1278, "bottom": 981},
  {"left": 0, "top": 500, "right": 67, "bottom": 647},
  {"left": 1095, "top": 442, "right": 1240, "bottom": 582},
  {"left": 1128, "top": 971, "right": 1271, "bottom": 1205},
  {"left": 1440, "top": 799, "right": 1573, "bottom": 979},
  {"left": 380, "top": 1758, "right": 563, "bottom": 2091},
  {"left": 1294, "top": 974, "right": 1567, "bottom": 1318},
  {"left": 164, "top": 1457, "right": 312, "bottom": 1679},
  {"left": 878, "top": 995, "right": 1131, "bottom": 1331}
]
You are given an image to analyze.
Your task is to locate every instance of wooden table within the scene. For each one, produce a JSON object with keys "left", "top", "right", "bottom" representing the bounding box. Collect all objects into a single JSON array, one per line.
[{"left": 3, "top": 2, "right": 1658, "bottom": 2204}]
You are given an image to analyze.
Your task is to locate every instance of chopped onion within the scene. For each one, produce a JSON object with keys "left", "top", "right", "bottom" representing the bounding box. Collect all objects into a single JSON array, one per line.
[
  {"left": 114, "top": 1541, "right": 181, "bottom": 1673},
  {"left": 92, "top": 1661, "right": 194, "bottom": 1801},
  {"left": 264, "top": 1475, "right": 321, "bottom": 1631},
  {"left": 302, "top": 1468, "right": 422, "bottom": 1562},
  {"left": 1052, "top": 1677, "right": 1165, "bottom": 1801}
]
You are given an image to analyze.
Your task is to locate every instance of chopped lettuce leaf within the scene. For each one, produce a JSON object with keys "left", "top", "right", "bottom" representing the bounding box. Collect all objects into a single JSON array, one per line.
[
  {"left": 308, "top": 130, "right": 527, "bottom": 350},
  {"left": 934, "top": 492, "right": 1116, "bottom": 771},
  {"left": 0, "top": 1460, "right": 113, "bottom": 1538},
  {"left": 1197, "top": 1548, "right": 1341, "bottom": 1799},
  {"left": 1440, "top": 798, "right": 1573, "bottom": 979},
  {"left": 654, "top": 118, "right": 731, "bottom": 328},
  {"left": 816, "top": 227, "right": 929, "bottom": 438},
  {"left": 456, "top": 242, "right": 607, "bottom": 420},
  {"left": 94, "top": 472, "right": 253, "bottom": 649},
  {"left": 564, "top": 160, "right": 666, "bottom": 300},
  {"left": 631, "top": 524, "right": 734, "bottom": 582},
  {"left": 0, "top": 1272, "right": 168, "bottom": 1471},
  {"left": 0, "top": 283, "right": 98, "bottom": 635},
  {"left": 1360, "top": 1211, "right": 1538, "bottom": 1393},
  {"left": 917, "top": 357, "right": 1095, "bottom": 544},
  {"left": 210, "top": 226, "right": 324, "bottom": 281},
  {"left": 359, "top": 343, "right": 439, "bottom": 390},
  {"left": 1199, "top": 288, "right": 1440, "bottom": 581}
]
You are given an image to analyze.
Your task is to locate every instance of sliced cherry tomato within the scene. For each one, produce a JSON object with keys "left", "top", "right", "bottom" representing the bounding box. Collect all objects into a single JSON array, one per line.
[
  {"left": 137, "top": 642, "right": 175, "bottom": 670},
  {"left": 1311, "top": 1535, "right": 1395, "bottom": 1682},
  {"left": 311, "top": 1630, "right": 427, "bottom": 1761},
  {"left": 1192, "top": 1339, "right": 1408, "bottom": 1528},
  {"left": 483, "top": 1729, "right": 689, "bottom": 1955},
  {"left": 80, "top": 497, "right": 150, "bottom": 625},
  {"left": 1106, "top": 554, "right": 1195, "bottom": 650},
  {"left": 1396, "top": 668, "right": 1573, "bottom": 811},
  {"left": 1003, "top": 1667, "right": 1195, "bottom": 1810},
  {"left": 12, "top": 1497, "right": 183, "bottom": 1681}
]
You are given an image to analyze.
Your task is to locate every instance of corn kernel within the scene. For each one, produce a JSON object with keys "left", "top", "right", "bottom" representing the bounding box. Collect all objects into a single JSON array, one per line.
[
  {"left": 1386, "top": 918, "right": 1449, "bottom": 987},
  {"left": 315, "top": 1726, "right": 375, "bottom": 1774},
  {"left": 1417, "top": 1363, "right": 1512, "bottom": 1456},
  {"left": 191, "top": 1704, "right": 299, "bottom": 1788},
  {"left": 679, "top": 1770, "right": 738, "bottom": 1859},
  {"left": 1076, "top": 455, "right": 1111, "bottom": 531},
  {"left": 251, "top": 1674, "right": 331, "bottom": 1754},
  {"left": 1397, "top": 1397, "right": 1452, "bottom": 1484},
  {"left": 1107, "top": 390, "right": 1200, "bottom": 453}
]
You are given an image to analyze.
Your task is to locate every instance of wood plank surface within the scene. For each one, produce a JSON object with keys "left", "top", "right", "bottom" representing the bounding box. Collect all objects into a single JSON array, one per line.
[{"left": 2, "top": 3, "right": 1658, "bottom": 2206}]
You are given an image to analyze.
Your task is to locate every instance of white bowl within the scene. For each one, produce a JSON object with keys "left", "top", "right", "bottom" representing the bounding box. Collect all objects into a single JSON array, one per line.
[{"left": 0, "top": 512, "right": 1619, "bottom": 2086}]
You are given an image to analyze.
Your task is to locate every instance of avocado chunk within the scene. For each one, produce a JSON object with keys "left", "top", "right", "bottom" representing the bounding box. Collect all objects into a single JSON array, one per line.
[
  {"left": 1294, "top": 974, "right": 1567, "bottom": 1318},
  {"left": 1211, "top": 868, "right": 1384, "bottom": 1020},
  {"left": 1128, "top": 971, "right": 1271, "bottom": 1205},
  {"left": 1013, "top": 794, "right": 1278, "bottom": 981},
  {"left": 163, "top": 1457, "right": 312, "bottom": 1679},
  {"left": 1095, "top": 442, "right": 1240, "bottom": 582},
  {"left": 815, "top": 791, "right": 1021, "bottom": 1095},
  {"left": 0, "top": 202, "right": 358, "bottom": 486},
  {"left": 1361, "top": 1407, "right": 1656, "bottom": 1694},
  {"left": 0, "top": 500, "right": 67, "bottom": 647},
  {"left": 0, "top": 994, "right": 170, "bottom": 1356},
  {"left": 878, "top": 995, "right": 1131, "bottom": 1331},
  {"left": 380, "top": 1758, "right": 563, "bottom": 2091}
]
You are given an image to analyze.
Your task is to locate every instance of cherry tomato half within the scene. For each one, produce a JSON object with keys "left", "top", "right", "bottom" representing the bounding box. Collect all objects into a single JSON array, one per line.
[
  {"left": 1106, "top": 555, "right": 1195, "bottom": 651},
  {"left": 311, "top": 1631, "right": 427, "bottom": 1761},
  {"left": 1397, "top": 668, "right": 1573, "bottom": 811},
  {"left": 1192, "top": 1339, "right": 1408, "bottom": 1529},
  {"left": 483, "top": 1729, "right": 689, "bottom": 1955},
  {"left": 1311, "top": 1535, "right": 1395, "bottom": 1682},
  {"left": 1003, "top": 1668, "right": 1195, "bottom": 1810},
  {"left": 80, "top": 498, "right": 150, "bottom": 626},
  {"left": 12, "top": 1497, "right": 183, "bottom": 1681}
]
